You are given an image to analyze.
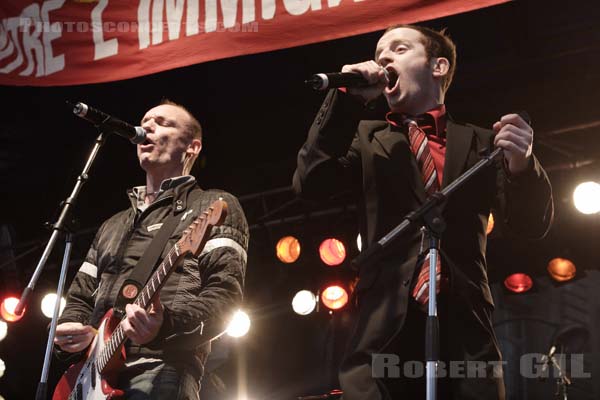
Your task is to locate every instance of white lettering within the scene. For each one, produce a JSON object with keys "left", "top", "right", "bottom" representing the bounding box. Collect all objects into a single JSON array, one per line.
[
  {"left": 0, "top": 18, "right": 24, "bottom": 74},
  {"left": 205, "top": 0, "right": 256, "bottom": 32},
  {"left": 138, "top": 0, "right": 151, "bottom": 49},
  {"left": 19, "top": 4, "right": 45, "bottom": 77},
  {"left": 242, "top": 0, "right": 255, "bottom": 24},
  {"left": 92, "top": 0, "right": 118, "bottom": 60},
  {"left": 166, "top": 0, "right": 185, "bottom": 40},
  {"left": 261, "top": 0, "right": 275, "bottom": 19},
  {"left": 283, "top": 0, "right": 321, "bottom": 16},
  {"left": 186, "top": 0, "right": 199, "bottom": 36},
  {"left": 151, "top": 0, "right": 164, "bottom": 45},
  {"left": 41, "top": 0, "right": 66, "bottom": 76}
]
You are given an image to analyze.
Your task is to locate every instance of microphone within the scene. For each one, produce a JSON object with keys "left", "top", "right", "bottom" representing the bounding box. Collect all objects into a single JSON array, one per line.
[
  {"left": 305, "top": 71, "right": 388, "bottom": 91},
  {"left": 69, "top": 101, "right": 146, "bottom": 144}
]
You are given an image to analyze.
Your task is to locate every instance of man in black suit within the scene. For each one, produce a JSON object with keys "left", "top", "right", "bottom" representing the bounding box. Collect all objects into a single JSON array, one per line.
[{"left": 293, "top": 25, "right": 553, "bottom": 399}]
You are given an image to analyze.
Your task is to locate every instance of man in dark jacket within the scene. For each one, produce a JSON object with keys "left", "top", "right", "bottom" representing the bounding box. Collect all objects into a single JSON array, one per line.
[
  {"left": 54, "top": 100, "right": 249, "bottom": 399},
  {"left": 293, "top": 25, "right": 553, "bottom": 399}
]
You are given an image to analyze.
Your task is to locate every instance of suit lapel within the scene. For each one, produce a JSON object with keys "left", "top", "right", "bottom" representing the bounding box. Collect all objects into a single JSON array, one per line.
[
  {"left": 442, "top": 120, "right": 474, "bottom": 188},
  {"left": 372, "top": 125, "right": 427, "bottom": 204}
]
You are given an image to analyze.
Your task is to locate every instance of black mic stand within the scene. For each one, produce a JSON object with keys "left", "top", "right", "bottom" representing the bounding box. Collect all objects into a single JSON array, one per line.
[
  {"left": 353, "top": 147, "right": 503, "bottom": 400},
  {"left": 14, "top": 132, "right": 107, "bottom": 400}
]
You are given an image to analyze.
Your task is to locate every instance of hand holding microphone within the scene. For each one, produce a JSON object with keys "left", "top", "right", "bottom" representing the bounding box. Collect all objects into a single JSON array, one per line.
[
  {"left": 493, "top": 112, "right": 534, "bottom": 175},
  {"left": 306, "top": 60, "right": 390, "bottom": 104}
]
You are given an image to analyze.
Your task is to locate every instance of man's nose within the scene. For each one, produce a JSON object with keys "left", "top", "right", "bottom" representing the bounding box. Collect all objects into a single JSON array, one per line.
[
  {"left": 142, "top": 119, "right": 155, "bottom": 132},
  {"left": 377, "top": 50, "right": 392, "bottom": 67}
]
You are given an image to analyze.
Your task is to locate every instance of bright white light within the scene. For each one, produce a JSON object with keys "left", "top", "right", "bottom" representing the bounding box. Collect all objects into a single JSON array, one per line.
[
  {"left": 226, "top": 310, "right": 250, "bottom": 338},
  {"left": 0, "top": 321, "right": 6, "bottom": 342},
  {"left": 41, "top": 293, "right": 66, "bottom": 319},
  {"left": 292, "top": 290, "right": 317, "bottom": 315},
  {"left": 0, "top": 358, "right": 5, "bottom": 378},
  {"left": 573, "top": 182, "right": 600, "bottom": 214},
  {"left": 356, "top": 234, "right": 362, "bottom": 251}
]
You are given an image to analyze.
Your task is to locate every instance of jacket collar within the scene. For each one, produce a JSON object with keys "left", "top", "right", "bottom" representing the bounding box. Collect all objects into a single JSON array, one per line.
[{"left": 128, "top": 175, "right": 196, "bottom": 213}]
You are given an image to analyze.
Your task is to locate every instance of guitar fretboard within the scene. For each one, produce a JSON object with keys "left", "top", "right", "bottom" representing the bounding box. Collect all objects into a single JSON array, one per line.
[{"left": 95, "top": 243, "right": 181, "bottom": 372}]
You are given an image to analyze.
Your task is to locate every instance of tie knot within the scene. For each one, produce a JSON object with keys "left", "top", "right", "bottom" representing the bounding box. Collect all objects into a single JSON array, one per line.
[{"left": 402, "top": 117, "right": 419, "bottom": 129}]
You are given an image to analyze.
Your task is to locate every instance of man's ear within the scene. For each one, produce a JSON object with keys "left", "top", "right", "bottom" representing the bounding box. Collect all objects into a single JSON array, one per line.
[
  {"left": 187, "top": 138, "right": 202, "bottom": 156},
  {"left": 432, "top": 57, "right": 450, "bottom": 78}
]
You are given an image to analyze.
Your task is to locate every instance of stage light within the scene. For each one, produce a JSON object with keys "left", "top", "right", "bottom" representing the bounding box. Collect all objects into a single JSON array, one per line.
[
  {"left": 0, "top": 297, "right": 24, "bottom": 322},
  {"left": 486, "top": 213, "right": 495, "bottom": 235},
  {"left": 321, "top": 285, "right": 348, "bottom": 310},
  {"left": 356, "top": 234, "right": 362, "bottom": 251},
  {"left": 0, "top": 321, "right": 6, "bottom": 342},
  {"left": 276, "top": 236, "right": 301, "bottom": 263},
  {"left": 504, "top": 273, "right": 533, "bottom": 293},
  {"left": 292, "top": 290, "right": 317, "bottom": 315},
  {"left": 0, "top": 358, "right": 4, "bottom": 378},
  {"left": 319, "top": 238, "right": 346, "bottom": 266},
  {"left": 41, "top": 293, "right": 66, "bottom": 319},
  {"left": 547, "top": 258, "right": 576, "bottom": 282},
  {"left": 226, "top": 310, "right": 250, "bottom": 338},
  {"left": 573, "top": 182, "right": 600, "bottom": 214}
]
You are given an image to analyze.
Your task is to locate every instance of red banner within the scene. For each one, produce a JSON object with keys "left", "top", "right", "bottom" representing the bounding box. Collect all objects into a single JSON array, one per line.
[{"left": 0, "top": 0, "right": 508, "bottom": 86}]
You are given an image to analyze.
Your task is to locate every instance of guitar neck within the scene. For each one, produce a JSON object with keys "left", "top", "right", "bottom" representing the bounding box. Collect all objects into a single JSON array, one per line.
[{"left": 96, "top": 243, "right": 186, "bottom": 372}]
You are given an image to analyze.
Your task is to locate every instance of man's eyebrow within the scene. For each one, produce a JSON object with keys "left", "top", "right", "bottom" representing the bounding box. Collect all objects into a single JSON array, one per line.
[{"left": 375, "top": 39, "right": 411, "bottom": 58}]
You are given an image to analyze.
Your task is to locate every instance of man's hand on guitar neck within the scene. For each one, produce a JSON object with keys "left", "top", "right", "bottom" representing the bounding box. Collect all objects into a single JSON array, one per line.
[
  {"left": 55, "top": 322, "right": 96, "bottom": 353},
  {"left": 122, "top": 294, "right": 164, "bottom": 345}
]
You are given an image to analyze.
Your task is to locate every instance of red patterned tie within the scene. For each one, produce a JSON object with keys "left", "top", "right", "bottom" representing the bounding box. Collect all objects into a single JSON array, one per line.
[{"left": 404, "top": 119, "right": 443, "bottom": 305}]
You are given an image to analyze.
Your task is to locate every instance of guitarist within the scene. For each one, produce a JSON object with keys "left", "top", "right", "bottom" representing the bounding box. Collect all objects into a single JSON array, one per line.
[{"left": 54, "top": 100, "right": 249, "bottom": 399}]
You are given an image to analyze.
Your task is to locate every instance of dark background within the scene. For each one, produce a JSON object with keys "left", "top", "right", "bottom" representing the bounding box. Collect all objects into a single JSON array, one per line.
[{"left": 1, "top": 0, "right": 600, "bottom": 398}]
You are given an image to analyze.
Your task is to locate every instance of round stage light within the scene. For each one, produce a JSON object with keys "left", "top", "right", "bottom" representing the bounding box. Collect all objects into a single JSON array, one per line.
[
  {"left": 547, "top": 258, "right": 576, "bottom": 282},
  {"left": 276, "top": 236, "right": 301, "bottom": 263},
  {"left": 292, "top": 290, "right": 317, "bottom": 315},
  {"left": 573, "top": 182, "right": 600, "bottom": 214},
  {"left": 319, "top": 239, "right": 346, "bottom": 266},
  {"left": 0, "top": 358, "right": 4, "bottom": 378},
  {"left": 0, "top": 297, "right": 24, "bottom": 322},
  {"left": 321, "top": 285, "right": 349, "bottom": 310},
  {"left": 486, "top": 213, "right": 495, "bottom": 235},
  {"left": 226, "top": 310, "right": 251, "bottom": 338},
  {"left": 41, "top": 293, "right": 66, "bottom": 319},
  {"left": 356, "top": 234, "right": 362, "bottom": 251},
  {"left": 0, "top": 321, "right": 6, "bottom": 342},
  {"left": 504, "top": 273, "right": 533, "bottom": 293}
]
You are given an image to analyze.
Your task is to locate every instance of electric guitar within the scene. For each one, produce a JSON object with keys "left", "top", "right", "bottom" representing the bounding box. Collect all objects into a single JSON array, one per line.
[{"left": 52, "top": 199, "right": 228, "bottom": 400}]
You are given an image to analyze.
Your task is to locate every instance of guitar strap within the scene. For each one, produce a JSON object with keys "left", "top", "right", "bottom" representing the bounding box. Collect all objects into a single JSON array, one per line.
[{"left": 112, "top": 188, "right": 202, "bottom": 319}]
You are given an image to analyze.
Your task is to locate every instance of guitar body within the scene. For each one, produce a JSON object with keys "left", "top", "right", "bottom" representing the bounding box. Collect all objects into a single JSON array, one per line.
[
  {"left": 52, "top": 199, "right": 228, "bottom": 400},
  {"left": 53, "top": 309, "right": 125, "bottom": 400}
]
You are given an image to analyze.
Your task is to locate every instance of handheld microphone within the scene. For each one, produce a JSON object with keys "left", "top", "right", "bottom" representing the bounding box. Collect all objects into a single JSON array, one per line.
[
  {"left": 69, "top": 101, "right": 146, "bottom": 144},
  {"left": 306, "top": 71, "right": 389, "bottom": 91}
]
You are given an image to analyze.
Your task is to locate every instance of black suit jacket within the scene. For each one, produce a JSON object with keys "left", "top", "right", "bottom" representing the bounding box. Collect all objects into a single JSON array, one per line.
[{"left": 293, "top": 89, "right": 553, "bottom": 398}]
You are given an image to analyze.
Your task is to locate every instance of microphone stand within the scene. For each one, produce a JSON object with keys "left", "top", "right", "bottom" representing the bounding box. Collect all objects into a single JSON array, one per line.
[
  {"left": 353, "top": 147, "right": 503, "bottom": 400},
  {"left": 14, "top": 132, "right": 107, "bottom": 400}
]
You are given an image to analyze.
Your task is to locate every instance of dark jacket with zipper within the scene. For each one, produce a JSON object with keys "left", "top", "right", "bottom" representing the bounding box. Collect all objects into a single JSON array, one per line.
[{"left": 57, "top": 177, "right": 249, "bottom": 378}]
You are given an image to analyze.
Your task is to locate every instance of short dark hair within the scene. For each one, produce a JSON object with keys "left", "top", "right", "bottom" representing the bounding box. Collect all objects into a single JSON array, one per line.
[
  {"left": 158, "top": 99, "right": 202, "bottom": 175},
  {"left": 384, "top": 24, "right": 457, "bottom": 94},
  {"left": 159, "top": 99, "right": 202, "bottom": 141}
]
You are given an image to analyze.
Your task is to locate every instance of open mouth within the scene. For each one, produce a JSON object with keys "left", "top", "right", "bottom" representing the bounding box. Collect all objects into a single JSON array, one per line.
[{"left": 386, "top": 68, "right": 399, "bottom": 90}]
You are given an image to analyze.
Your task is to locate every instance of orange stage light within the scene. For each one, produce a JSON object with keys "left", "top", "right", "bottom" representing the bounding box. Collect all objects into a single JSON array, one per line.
[
  {"left": 321, "top": 285, "right": 348, "bottom": 310},
  {"left": 276, "top": 236, "right": 301, "bottom": 263},
  {"left": 547, "top": 258, "right": 576, "bottom": 282},
  {"left": 1, "top": 297, "right": 24, "bottom": 322},
  {"left": 319, "top": 238, "right": 346, "bottom": 266},
  {"left": 504, "top": 273, "right": 533, "bottom": 293}
]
